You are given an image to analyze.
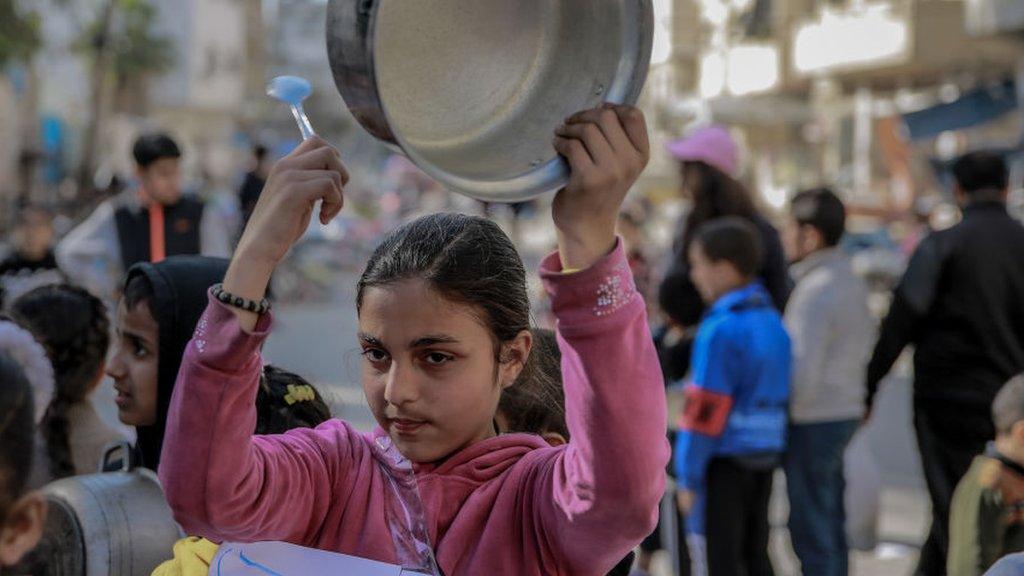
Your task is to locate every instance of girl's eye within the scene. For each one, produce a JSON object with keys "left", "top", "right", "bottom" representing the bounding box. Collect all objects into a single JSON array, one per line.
[
  {"left": 361, "top": 348, "right": 389, "bottom": 364},
  {"left": 424, "top": 352, "right": 454, "bottom": 366},
  {"left": 131, "top": 339, "right": 148, "bottom": 359}
]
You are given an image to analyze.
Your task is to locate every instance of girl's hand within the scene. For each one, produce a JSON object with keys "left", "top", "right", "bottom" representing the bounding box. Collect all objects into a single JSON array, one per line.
[
  {"left": 552, "top": 105, "right": 650, "bottom": 270},
  {"left": 225, "top": 137, "right": 348, "bottom": 331}
]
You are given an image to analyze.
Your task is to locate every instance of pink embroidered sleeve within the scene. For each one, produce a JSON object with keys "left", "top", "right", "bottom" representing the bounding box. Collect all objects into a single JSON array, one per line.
[{"left": 530, "top": 239, "right": 670, "bottom": 573}]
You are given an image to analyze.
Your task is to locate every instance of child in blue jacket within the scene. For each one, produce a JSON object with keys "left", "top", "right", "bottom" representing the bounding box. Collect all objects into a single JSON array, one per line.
[{"left": 675, "top": 217, "right": 791, "bottom": 576}]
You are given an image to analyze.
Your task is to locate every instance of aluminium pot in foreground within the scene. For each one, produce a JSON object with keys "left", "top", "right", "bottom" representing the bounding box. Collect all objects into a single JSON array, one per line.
[{"left": 327, "top": 0, "right": 654, "bottom": 202}]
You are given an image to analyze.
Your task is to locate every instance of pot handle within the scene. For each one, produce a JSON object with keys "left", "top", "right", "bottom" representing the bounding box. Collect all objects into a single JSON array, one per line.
[{"left": 99, "top": 440, "right": 137, "bottom": 473}]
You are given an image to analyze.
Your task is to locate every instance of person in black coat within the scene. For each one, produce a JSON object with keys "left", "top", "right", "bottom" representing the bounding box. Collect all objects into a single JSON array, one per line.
[{"left": 866, "top": 151, "right": 1024, "bottom": 575}]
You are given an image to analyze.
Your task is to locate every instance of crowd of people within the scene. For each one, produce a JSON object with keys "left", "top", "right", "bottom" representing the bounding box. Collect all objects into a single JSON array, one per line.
[{"left": 0, "top": 103, "right": 1021, "bottom": 576}]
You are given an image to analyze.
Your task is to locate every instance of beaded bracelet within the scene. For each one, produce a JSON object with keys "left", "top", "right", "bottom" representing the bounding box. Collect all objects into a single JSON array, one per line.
[{"left": 211, "top": 283, "right": 271, "bottom": 315}]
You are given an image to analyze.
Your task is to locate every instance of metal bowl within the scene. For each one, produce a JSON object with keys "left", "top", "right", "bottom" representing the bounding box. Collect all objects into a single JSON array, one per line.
[
  {"left": 19, "top": 443, "right": 182, "bottom": 575},
  {"left": 327, "top": 0, "right": 653, "bottom": 202}
]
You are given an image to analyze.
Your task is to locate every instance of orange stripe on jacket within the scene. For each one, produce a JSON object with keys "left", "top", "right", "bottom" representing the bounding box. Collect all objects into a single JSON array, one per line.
[{"left": 149, "top": 203, "right": 166, "bottom": 263}]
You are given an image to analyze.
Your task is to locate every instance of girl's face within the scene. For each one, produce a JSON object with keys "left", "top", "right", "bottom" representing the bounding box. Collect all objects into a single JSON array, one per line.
[
  {"left": 107, "top": 300, "right": 160, "bottom": 427},
  {"left": 358, "top": 279, "right": 530, "bottom": 463}
]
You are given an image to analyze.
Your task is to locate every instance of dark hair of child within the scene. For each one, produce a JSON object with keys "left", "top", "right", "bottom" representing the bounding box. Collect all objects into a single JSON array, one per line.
[
  {"left": 123, "top": 272, "right": 156, "bottom": 315},
  {"left": 132, "top": 133, "right": 182, "bottom": 169},
  {"left": 10, "top": 285, "right": 110, "bottom": 479},
  {"left": 255, "top": 365, "right": 332, "bottom": 435},
  {"left": 499, "top": 329, "right": 569, "bottom": 441},
  {"left": 680, "top": 161, "right": 758, "bottom": 253},
  {"left": 692, "top": 216, "right": 764, "bottom": 279},
  {"left": 357, "top": 213, "right": 553, "bottom": 391},
  {"left": 0, "top": 351, "right": 35, "bottom": 524}
]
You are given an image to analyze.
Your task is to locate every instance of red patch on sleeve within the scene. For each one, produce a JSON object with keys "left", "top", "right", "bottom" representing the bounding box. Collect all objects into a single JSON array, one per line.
[{"left": 679, "top": 385, "right": 733, "bottom": 436}]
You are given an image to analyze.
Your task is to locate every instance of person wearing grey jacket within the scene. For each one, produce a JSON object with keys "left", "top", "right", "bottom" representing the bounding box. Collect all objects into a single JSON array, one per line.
[{"left": 782, "top": 189, "right": 875, "bottom": 576}]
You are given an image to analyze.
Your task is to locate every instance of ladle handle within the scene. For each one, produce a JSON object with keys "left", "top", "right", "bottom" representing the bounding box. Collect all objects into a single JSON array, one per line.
[{"left": 291, "top": 103, "right": 317, "bottom": 141}]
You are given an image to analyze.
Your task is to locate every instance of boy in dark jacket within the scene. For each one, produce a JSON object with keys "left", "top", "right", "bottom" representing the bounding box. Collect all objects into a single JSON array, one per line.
[{"left": 675, "top": 217, "right": 791, "bottom": 576}]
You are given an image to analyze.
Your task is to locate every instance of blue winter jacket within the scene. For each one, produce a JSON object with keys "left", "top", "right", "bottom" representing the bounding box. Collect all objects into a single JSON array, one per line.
[{"left": 674, "top": 282, "right": 792, "bottom": 492}]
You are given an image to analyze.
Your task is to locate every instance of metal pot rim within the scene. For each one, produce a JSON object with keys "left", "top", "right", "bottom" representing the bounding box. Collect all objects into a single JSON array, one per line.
[{"left": 328, "top": 0, "right": 654, "bottom": 202}]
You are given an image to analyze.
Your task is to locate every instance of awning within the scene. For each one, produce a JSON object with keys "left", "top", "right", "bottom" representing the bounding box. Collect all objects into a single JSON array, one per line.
[{"left": 902, "top": 79, "right": 1018, "bottom": 141}]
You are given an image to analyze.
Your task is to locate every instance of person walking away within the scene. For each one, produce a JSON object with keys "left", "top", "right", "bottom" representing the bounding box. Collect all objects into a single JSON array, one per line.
[
  {"left": 56, "top": 133, "right": 231, "bottom": 305},
  {"left": 782, "top": 189, "right": 874, "bottom": 576},
  {"left": 675, "top": 217, "right": 791, "bottom": 576},
  {"left": 866, "top": 151, "right": 1024, "bottom": 575}
]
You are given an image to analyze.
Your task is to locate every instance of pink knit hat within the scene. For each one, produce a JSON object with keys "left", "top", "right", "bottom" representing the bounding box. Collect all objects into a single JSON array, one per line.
[{"left": 666, "top": 125, "right": 739, "bottom": 177}]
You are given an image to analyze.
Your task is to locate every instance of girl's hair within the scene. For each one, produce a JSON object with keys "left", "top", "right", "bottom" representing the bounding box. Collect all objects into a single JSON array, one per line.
[
  {"left": 0, "top": 351, "right": 35, "bottom": 524},
  {"left": 10, "top": 285, "right": 110, "bottom": 479},
  {"left": 256, "top": 365, "right": 332, "bottom": 435},
  {"left": 358, "top": 213, "right": 529, "bottom": 349},
  {"left": 679, "top": 161, "right": 758, "bottom": 253},
  {"left": 356, "top": 212, "right": 551, "bottom": 392},
  {"left": 499, "top": 329, "right": 569, "bottom": 440},
  {"left": 123, "top": 272, "right": 156, "bottom": 316}
]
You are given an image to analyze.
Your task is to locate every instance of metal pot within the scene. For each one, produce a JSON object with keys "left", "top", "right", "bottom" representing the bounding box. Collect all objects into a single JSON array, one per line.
[
  {"left": 327, "top": 0, "right": 653, "bottom": 202},
  {"left": 26, "top": 443, "right": 183, "bottom": 575}
]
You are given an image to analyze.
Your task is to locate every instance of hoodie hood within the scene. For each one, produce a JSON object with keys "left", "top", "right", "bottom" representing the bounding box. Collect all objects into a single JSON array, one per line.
[{"left": 125, "top": 256, "right": 229, "bottom": 470}]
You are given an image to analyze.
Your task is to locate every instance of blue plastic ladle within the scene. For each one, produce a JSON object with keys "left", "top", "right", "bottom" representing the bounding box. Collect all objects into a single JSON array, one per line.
[{"left": 267, "top": 76, "right": 316, "bottom": 140}]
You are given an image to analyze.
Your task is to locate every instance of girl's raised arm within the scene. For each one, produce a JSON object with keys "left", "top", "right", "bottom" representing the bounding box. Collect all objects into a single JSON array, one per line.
[
  {"left": 535, "top": 107, "right": 671, "bottom": 573},
  {"left": 158, "top": 140, "right": 364, "bottom": 544}
]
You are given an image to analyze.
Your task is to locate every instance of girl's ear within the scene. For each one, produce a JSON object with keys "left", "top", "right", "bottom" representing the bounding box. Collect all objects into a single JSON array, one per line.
[
  {"left": 499, "top": 329, "right": 534, "bottom": 390},
  {"left": 541, "top": 432, "right": 567, "bottom": 447},
  {"left": 0, "top": 491, "right": 47, "bottom": 567}
]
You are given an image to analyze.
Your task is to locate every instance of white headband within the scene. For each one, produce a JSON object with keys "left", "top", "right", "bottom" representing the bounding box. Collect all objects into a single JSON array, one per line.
[{"left": 0, "top": 320, "right": 55, "bottom": 423}]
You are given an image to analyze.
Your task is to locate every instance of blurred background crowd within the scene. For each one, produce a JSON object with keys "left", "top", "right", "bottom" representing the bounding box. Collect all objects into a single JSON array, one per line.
[{"left": 3, "top": 1, "right": 1024, "bottom": 575}]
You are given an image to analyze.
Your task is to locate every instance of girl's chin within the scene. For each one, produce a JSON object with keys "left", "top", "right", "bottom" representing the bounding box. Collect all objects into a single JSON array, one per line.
[{"left": 391, "top": 436, "right": 452, "bottom": 465}]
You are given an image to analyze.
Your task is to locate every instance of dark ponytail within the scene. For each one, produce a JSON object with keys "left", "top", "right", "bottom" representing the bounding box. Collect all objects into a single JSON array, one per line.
[
  {"left": 0, "top": 351, "right": 35, "bottom": 523},
  {"left": 679, "top": 161, "right": 757, "bottom": 254},
  {"left": 11, "top": 285, "right": 110, "bottom": 479},
  {"left": 255, "top": 365, "right": 332, "bottom": 435},
  {"left": 499, "top": 329, "right": 568, "bottom": 440}
]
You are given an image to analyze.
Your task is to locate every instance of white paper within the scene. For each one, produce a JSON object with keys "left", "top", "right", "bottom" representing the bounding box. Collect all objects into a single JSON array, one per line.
[{"left": 210, "top": 541, "right": 405, "bottom": 576}]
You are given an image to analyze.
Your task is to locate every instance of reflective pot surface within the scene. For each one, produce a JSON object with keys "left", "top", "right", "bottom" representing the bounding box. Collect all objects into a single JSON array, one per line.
[{"left": 327, "top": 0, "right": 653, "bottom": 201}]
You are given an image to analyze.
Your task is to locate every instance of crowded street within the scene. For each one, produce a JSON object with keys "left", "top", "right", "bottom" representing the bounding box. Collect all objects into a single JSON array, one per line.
[{"left": 3, "top": 0, "right": 1024, "bottom": 575}]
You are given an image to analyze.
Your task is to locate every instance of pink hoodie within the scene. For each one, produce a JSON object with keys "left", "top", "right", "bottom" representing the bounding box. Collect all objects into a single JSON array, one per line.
[{"left": 158, "top": 242, "right": 669, "bottom": 575}]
